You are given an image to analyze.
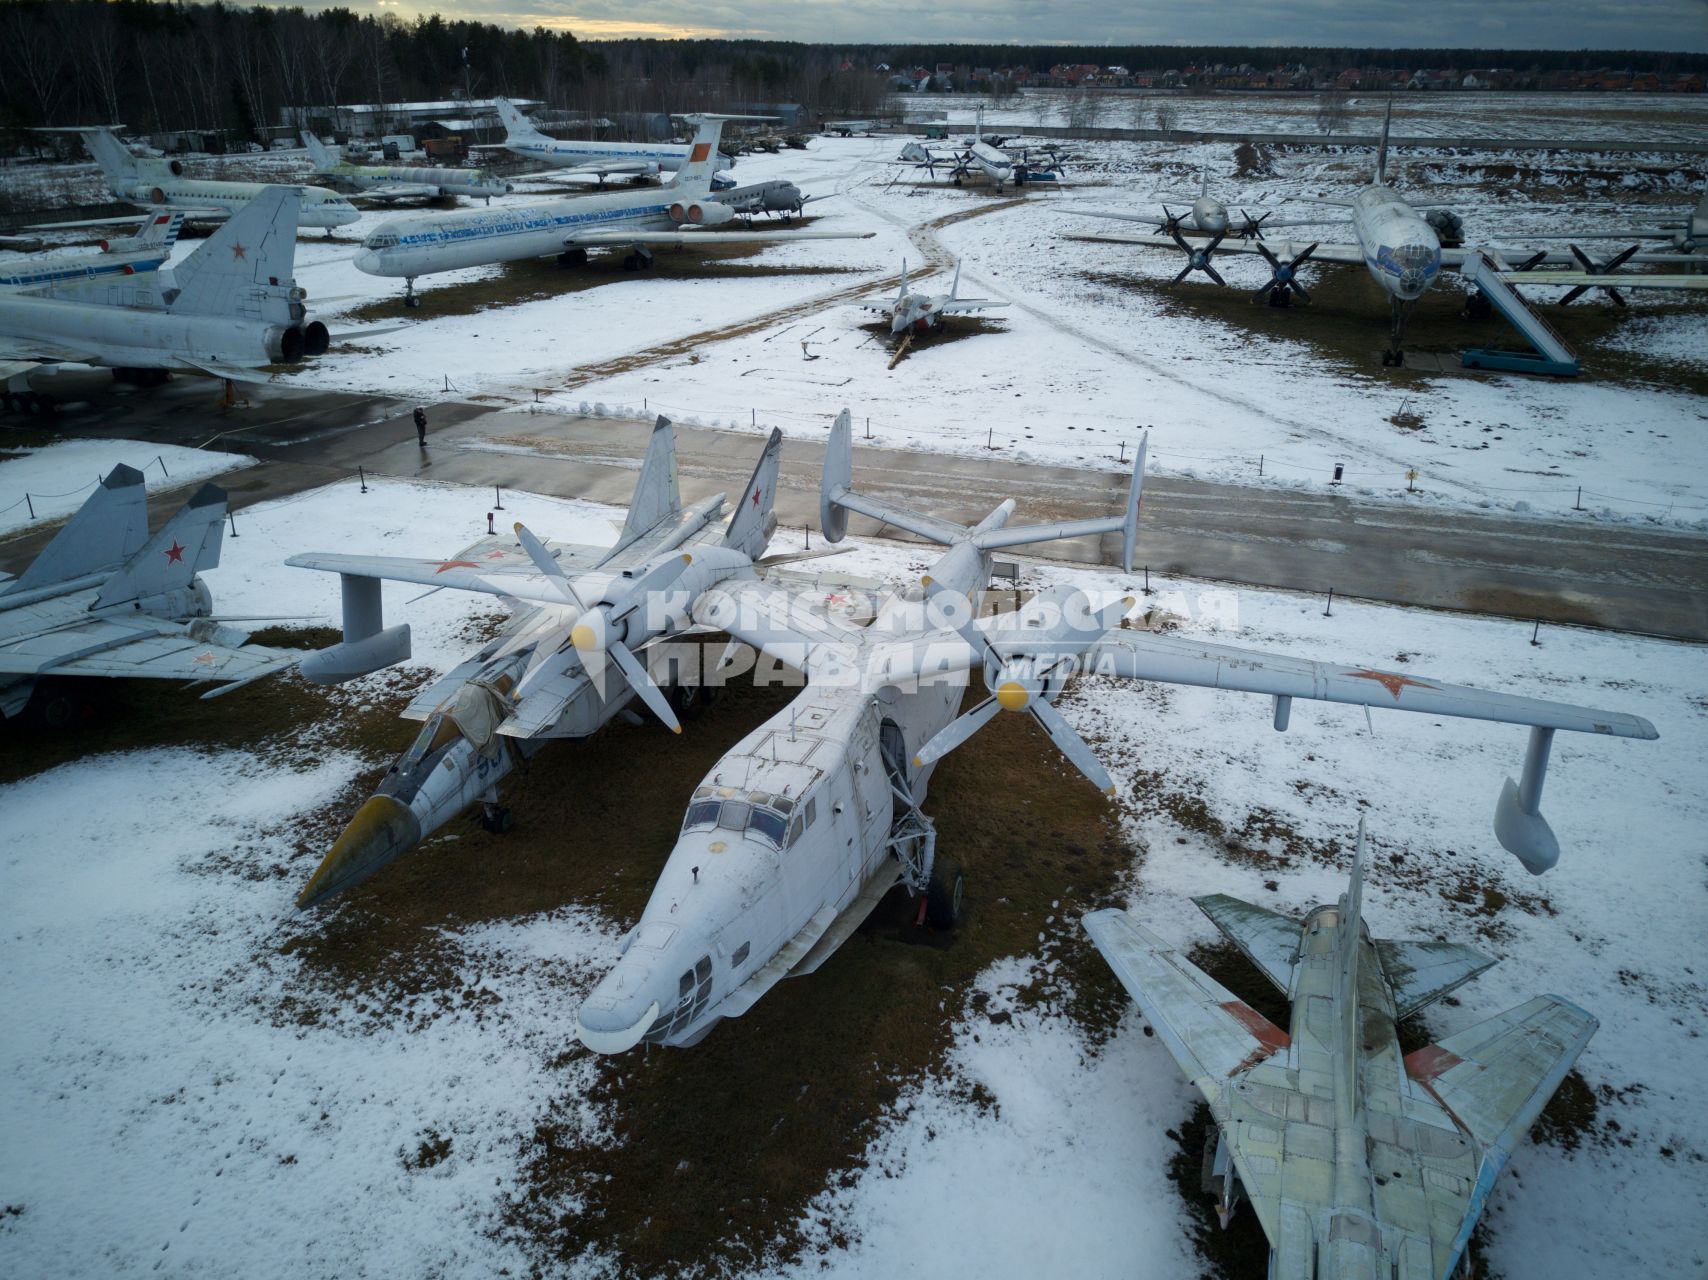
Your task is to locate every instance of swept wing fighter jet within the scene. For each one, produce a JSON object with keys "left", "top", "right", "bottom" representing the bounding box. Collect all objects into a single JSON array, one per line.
[
  {"left": 355, "top": 114, "right": 871, "bottom": 307},
  {"left": 301, "top": 131, "right": 511, "bottom": 204},
  {"left": 0, "top": 186, "right": 328, "bottom": 391},
  {"left": 0, "top": 465, "right": 300, "bottom": 724},
  {"left": 286, "top": 420, "right": 785, "bottom": 909},
  {"left": 573, "top": 411, "right": 1653, "bottom": 1054},
  {"left": 1083, "top": 820, "right": 1597, "bottom": 1280},
  {"left": 858, "top": 258, "right": 1006, "bottom": 337}
]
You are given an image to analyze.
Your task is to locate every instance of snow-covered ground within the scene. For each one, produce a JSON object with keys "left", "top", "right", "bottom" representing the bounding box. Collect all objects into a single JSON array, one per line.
[
  {"left": 3, "top": 474, "right": 1703, "bottom": 1278},
  {"left": 0, "top": 438, "right": 253, "bottom": 537}
]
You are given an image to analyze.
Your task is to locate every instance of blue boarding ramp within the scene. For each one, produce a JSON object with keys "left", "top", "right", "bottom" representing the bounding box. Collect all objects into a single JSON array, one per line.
[{"left": 1459, "top": 251, "right": 1580, "bottom": 377}]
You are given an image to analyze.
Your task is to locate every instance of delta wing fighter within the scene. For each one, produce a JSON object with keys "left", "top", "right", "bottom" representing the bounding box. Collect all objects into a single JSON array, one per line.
[
  {"left": 301, "top": 131, "right": 511, "bottom": 204},
  {"left": 1084, "top": 821, "right": 1597, "bottom": 1280},
  {"left": 286, "top": 421, "right": 786, "bottom": 909},
  {"left": 572, "top": 410, "right": 1654, "bottom": 1054},
  {"left": 0, "top": 465, "right": 299, "bottom": 724},
  {"left": 858, "top": 258, "right": 1006, "bottom": 337}
]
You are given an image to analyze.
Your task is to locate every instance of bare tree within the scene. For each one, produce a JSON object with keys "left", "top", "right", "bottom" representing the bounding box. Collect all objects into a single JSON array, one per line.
[
  {"left": 1, "top": 4, "right": 68, "bottom": 126},
  {"left": 1316, "top": 89, "right": 1350, "bottom": 138},
  {"left": 1153, "top": 100, "right": 1178, "bottom": 133}
]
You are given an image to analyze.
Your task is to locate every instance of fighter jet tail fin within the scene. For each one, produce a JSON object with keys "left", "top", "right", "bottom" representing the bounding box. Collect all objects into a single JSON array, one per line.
[
  {"left": 1375, "top": 98, "right": 1392, "bottom": 185},
  {"left": 1194, "top": 893, "right": 1299, "bottom": 995},
  {"left": 611, "top": 417, "right": 683, "bottom": 555},
  {"left": 724, "top": 427, "right": 783, "bottom": 560},
  {"left": 165, "top": 185, "right": 301, "bottom": 317},
  {"left": 5, "top": 463, "right": 150, "bottom": 596},
  {"left": 93, "top": 483, "right": 227, "bottom": 607}
]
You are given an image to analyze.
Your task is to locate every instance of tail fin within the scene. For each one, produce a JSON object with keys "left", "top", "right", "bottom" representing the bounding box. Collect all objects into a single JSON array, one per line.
[
  {"left": 967, "top": 431, "right": 1146, "bottom": 572},
  {"left": 1335, "top": 817, "right": 1368, "bottom": 1105},
  {"left": 664, "top": 115, "right": 732, "bottom": 191},
  {"left": 103, "top": 211, "right": 182, "bottom": 257},
  {"left": 301, "top": 130, "right": 339, "bottom": 170},
  {"left": 494, "top": 97, "right": 543, "bottom": 141},
  {"left": 612, "top": 417, "right": 682, "bottom": 553},
  {"left": 898, "top": 258, "right": 909, "bottom": 299},
  {"left": 1200, "top": 168, "right": 1209, "bottom": 198},
  {"left": 724, "top": 427, "right": 783, "bottom": 559},
  {"left": 165, "top": 186, "right": 300, "bottom": 316},
  {"left": 820, "top": 408, "right": 967, "bottom": 546},
  {"left": 974, "top": 107, "right": 983, "bottom": 143},
  {"left": 80, "top": 128, "right": 138, "bottom": 182},
  {"left": 950, "top": 258, "right": 961, "bottom": 299},
  {"left": 93, "top": 483, "right": 226, "bottom": 608},
  {"left": 1375, "top": 99, "right": 1392, "bottom": 185},
  {"left": 4, "top": 464, "right": 149, "bottom": 596}
]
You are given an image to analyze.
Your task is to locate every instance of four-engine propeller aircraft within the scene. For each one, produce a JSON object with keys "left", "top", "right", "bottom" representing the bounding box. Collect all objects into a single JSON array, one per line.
[
  {"left": 33, "top": 127, "right": 359, "bottom": 233},
  {"left": 0, "top": 212, "right": 181, "bottom": 290},
  {"left": 895, "top": 110, "right": 1062, "bottom": 189},
  {"left": 301, "top": 131, "right": 511, "bottom": 204},
  {"left": 571, "top": 409, "right": 1655, "bottom": 1054},
  {"left": 857, "top": 258, "right": 1006, "bottom": 337},
  {"left": 0, "top": 465, "right": 300, "bottom": 724},
  {"left": 485, "top": 98, "right": 734, "bottom": 183},
  {"left": 0, "top": 186, "right": 329, "bottom": 392},
  {"left": 353, "top": 114, "right": 873, "bottom": 307},
  {"left": 1064, "top": 170, "right": 1323, "bottom": 246},
  {"left": 1084, "top": 820, "right": 1597, "bottom": 1280},
  {"left": 285, "top": 420, "right": 787, "bottom": 909}
]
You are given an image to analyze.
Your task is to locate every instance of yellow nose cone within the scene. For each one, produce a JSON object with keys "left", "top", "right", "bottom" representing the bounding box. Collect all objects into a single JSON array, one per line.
[
  {"left": 996, "top": 681, "right": 1029, "bottom": 711},
  {"left": 571, "top": 623, "right": 597, "bottom": 651}
]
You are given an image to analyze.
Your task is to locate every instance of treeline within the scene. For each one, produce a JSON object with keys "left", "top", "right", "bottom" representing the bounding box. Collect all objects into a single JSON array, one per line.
[{"left": 2, "top": 2, "right": 1702, "bottom": 144}]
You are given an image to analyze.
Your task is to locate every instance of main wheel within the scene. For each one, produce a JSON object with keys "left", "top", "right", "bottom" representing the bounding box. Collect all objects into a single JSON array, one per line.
[
  {"left": 622, "top": 254, "right": 639, "bottom": 271},
  {"left": 924, "top": 856, "right": 964, "bottom": 929},
  {"left": 404, "top": 295, "right": 422, "bottom": 309},
  {"left": 479, "top": 805, "right": 514, "bottom": 834},
  {"left": 668, "top": 683, "right": 706, "bottom": 722}
]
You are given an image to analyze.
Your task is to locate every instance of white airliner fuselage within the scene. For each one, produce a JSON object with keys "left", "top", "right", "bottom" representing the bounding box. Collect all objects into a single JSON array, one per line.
[
  {"left": 110, "top": 173, "right": 358, "bottom": 230},
  {"left": 1349, "top": 184, "right": 1443, "bottom": 302}
]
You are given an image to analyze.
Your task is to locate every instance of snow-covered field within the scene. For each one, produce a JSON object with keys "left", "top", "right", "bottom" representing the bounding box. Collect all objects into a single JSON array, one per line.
[
  {"left": 0, "top": 438, "right": 253, "bottom": 537},
  {"left": 3, "top": 475, "right": 1704, "bottom": 1278}
]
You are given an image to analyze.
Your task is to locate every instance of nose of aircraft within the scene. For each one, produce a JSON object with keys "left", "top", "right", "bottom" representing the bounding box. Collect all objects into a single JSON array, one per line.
[
  {"left": 577, "top": 962, "right": 665, "bottom": 1054},
  {"left": 295, "top": 793, "right": 421, "bottom": 909},
  {"left": 352, "top": 247, "right": 379, "bottom": 274}
]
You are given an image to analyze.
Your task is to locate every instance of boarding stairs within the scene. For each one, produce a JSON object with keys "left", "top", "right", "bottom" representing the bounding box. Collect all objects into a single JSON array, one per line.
[{"left": 1459, "top": 250, "right": 1580, "bottom": 377}]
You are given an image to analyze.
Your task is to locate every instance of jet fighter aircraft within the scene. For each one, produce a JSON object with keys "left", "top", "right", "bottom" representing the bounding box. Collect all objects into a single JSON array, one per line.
[
  {"left": 1084, "top": 820, "right": 1596, "bottom": 1280},
  {"left": 572, "top": 411, "right": 1653, "bottom": 1054},
  {"left": 301, "top": 131, "right": 511, "bottom": 204},
  {"left": 286, "top": 420, "right": 786, "bottom": 909},
  {"left": 857, "top": 258, "right": 1006, "bottom": 337},
  {"left": 0, "top": 465, "right": 300, "bottom": 724}
]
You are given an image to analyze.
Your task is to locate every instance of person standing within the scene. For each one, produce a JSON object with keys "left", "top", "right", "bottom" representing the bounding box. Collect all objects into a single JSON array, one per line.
[{"left": 413, "top": 405, "right": 428, "bottom": 447}]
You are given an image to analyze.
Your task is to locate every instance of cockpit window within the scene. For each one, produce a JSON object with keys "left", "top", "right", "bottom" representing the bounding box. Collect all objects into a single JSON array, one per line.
[
  {"left": 717, "top": 800, "right": 750, "bottom": 831},
  {"left": 402, "top": 712, "right": 460, "bottom": 766},
  {"left": 683, "top": 800, "right": 720, "bottom": 831},
  {"left": 363, "top": 231, "right": 399, "bottom": 250},
  {"left": 683, "top": 791, "right": 804, "bottom": 848},
  {"left": 1394, "top": 243, "right": 1436, "bottom": 268},
  {"left": 747, "top": 808, "right": 787, "bottom": 846}
]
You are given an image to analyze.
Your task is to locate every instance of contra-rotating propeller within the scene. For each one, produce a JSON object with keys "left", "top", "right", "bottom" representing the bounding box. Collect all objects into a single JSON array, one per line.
[
  {"left": 512, "top": 522, "right": 694, "bottom": 733},
  {"left": 1562, "top": 243, "right": 1638, "bottom": 307},
  {"left": 1170, "top": 228, "right": 1228, "bottom": 285},
  {"left": 1253, "top": 241, "right": 1318, "bottom": 303},
  {"left": 1233, "top": 208, "right": 1272, "bottom": 241},
  {"left": 911, "top": 578, "right": 1134, "bottom": 795}
]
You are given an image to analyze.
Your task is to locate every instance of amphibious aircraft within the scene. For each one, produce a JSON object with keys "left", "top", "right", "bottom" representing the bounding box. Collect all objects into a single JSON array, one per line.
[
  {"left": 0, "top": 186, "right": 329, "bottom": 392},
  {"left": 571, "top": 410, "right": 1654, "bottom": 1054},
  {"left": 354, "top": 114, "right": 872, "bottom": 306},
  {"left": 0, "top": 213, "right": 181, "bottom": 290},
  {"left": 0, "top": 465, "right": 300, "bottom": 725},
  {"left": 486, "top": 98, "right": 733, "bottom": 181},
  {"left": 300, "top": 131, "right": 511, "bottom": 203},
  {"left": 858, "top": 258, "right": 1006, "bottom": 336},
  {"left": 36, "top": 127, "right": 359, "bottom": 233},
  {"left": 895, "top": 110, "right": 1062, "bottom": 189},
  {"left": 1083, "top": 820, "right": 1596, "bottom": 1280},
  {"left": 285, "top": 420, "right": 786, "bottom": 909}
]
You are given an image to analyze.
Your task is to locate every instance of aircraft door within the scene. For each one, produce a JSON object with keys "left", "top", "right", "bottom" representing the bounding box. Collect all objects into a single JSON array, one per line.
[{"left": 848, "top": 700, "right": 892, "bottom": 873}]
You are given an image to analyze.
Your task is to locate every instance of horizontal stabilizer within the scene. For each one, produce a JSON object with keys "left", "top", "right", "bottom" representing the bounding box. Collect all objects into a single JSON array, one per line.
[
  {"left": 1376, "top": 939, "right": 1497, "bottom": 1019},
  {"left": 1194, "top": 894, "right": 1299, "bottom": 994},
  {"left": 94, "top": 483, "right": 226, "bottom": 608}
]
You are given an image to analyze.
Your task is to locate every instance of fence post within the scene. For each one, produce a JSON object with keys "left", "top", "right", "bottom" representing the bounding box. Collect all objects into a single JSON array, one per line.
[
  {"left": 1574, "top": 486, "right": 1582, "bottom": 511},
  {"left": 157, "top": 454, "right": 169, "bottom": 478},
  {"left": 1531, "top": 619, "right": 1542, "bottom": 647},
  {"left": 358, "top": 466, "right": 368, "bottom": 494},
  {"left": 25, "top": 494, "right": 34, "bottom": 519},
  {"left": 494, "top": 485, "right": 504, "bottom": 511},
  {"left": 1258, "top": 454, "right": 1264, "bottom": 476},
  {"left": 1323, "top": 587, "right": 1334, "bottom": 617},
  {"left": 228, "top": 510, "right": 238, "bottom": 538}
]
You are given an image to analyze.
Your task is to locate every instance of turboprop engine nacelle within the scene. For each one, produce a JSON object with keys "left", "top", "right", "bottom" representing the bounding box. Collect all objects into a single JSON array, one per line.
[{"left": 669, "top": 200, "right": 734, "bottom": 227}]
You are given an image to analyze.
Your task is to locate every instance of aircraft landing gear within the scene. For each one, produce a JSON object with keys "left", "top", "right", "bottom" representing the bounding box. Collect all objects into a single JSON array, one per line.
[
  {"left": 1265, "top": 288, "right": 1292, "bottom": 308},
  {"left": 1465, "top": 290, "right": 1493, "bottom": 321},
  {"left": 556, "top": 249, "right": 587, "bottom": 268},
  {"left": 1384, "top": 296, "right": 1415, "bottom": 368},
  {"left": 924, "top": 855, "right": 964, "bottom": 928},
  {"left": 403, "top": 277, "right": 421, "bottom": 309},
  {"left": 479, "top": 802, "right": 514, "bottom": 834},
  {"left": 621, "top": 248, "right": 655, "bottom": 272}
]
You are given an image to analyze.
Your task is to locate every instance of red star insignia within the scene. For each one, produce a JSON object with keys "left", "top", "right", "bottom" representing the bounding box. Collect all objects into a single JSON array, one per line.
[
  {"left": 163, "top": 540, "right": 185, "bottom": 564},
  {"left": 230, "top": 242, "right": 247, "bottom": 261},
  {"left": 750, "top": 488, "right": 762, "bottom": 507},
  {"left": 1344, "top": 669, "right": 1434, "bottom": 701},
  {"left": 484, "top": 549, "right": 508, "bottom": 560},
  {"left": 434, "top": 559, "right": 479, "bottom": 574},
  {"left": 193, "top": 651, "right": 217, "bottom": 665}
]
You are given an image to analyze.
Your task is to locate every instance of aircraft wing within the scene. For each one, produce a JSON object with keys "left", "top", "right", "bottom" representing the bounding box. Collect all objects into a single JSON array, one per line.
[
  {"left": 1375, "top": 940, "right": 1498, "bottom": 1019},
  {"left": 1193, "top": 894, "right": 1299, "bottom": 995},
  {"left": 1064, "top": 208, "right": 1332, "bottom": 232},
  {"left": 690, "top": 576, "right": 867, "bottom": 679},
  {"left": 1500, "top": 270, "right": 1708, "bottom": 292},
  {"left": 285, "top": 548, "right": 607, "bottom": 603},
  {"left": 561, "top": 228, "right": 874, "bottom": 249},
  {"left": 1086, "top": 629, "right": 1659, "bottom": 739},
  {"left": 1064, "top": 231, "right": 1367, "bottom": 266},
  {"left": 938, "top": 299, "right": 1006, "bottom": 315},
  {"left": 0, "top": 615, "right": 298, "bottom": 690},
  {"left": 0, "top": 359, "right": 41, "bottom": 382},
  {"left": 0, "top": 336, "right": 106, "bottom": 364}
]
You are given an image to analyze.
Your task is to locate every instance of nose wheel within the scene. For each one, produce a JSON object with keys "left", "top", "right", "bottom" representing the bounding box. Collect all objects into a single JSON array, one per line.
[{"left": 403, "top": 277, "right": 421, "bottom": 309}]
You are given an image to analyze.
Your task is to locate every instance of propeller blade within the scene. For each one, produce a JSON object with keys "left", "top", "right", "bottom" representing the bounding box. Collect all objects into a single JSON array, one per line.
[
  {"left": 1516, "top": 251, "right": 1548, "bottom": 272},
  {"left": 1559, "top": 284, "right": 1589, "bottom": 305},
  {"left": 1028, "top": 697, "right": 1116, "bottom": 796},
  {"left": 1606, "top": 287, "right": 1628, "bottom": 308},
  {"left": 912, "top": 696, "right": 1003, "bottom": 769},
  {"left": 1569, "top": 244, "right": 1594, "bottom": 272},
  {"left": 1203, "top": 263, "right": 1227, "bottom": 287},
  {"left": 607, "top": 640, "right": 681, "bottom": 734},
  {"left": 1289, "top": 281, "right": 1311, "bottom": 304},
  {"left": 1255, "top": 241, "right": 1281, "bottom": 271},
  {"left": 1291, "top": 243, "right": 1319, "bottom": 269},
  {"left": 1172, "top": 263, "right": 1194, "bottom": 284},
  {"left": 1605, "top": 243, "right": 1639, "bottom": 272},
  {"left": 514, "top": 522, "right": 587, "bottom": 609},
  {"left": 1168, "top": 227, "right": 1192, "bottom": 255}
]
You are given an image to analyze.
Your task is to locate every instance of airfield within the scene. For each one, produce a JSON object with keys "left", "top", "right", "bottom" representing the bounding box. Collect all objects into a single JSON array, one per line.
[{"left": 3, "top": 91, "right": 1708, "bottom": 1279}]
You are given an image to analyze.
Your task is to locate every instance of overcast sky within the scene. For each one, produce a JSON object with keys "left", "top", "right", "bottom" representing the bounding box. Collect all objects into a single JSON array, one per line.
[{"left": 361, "top": 0, "right": 1708, "bottom": 53}]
